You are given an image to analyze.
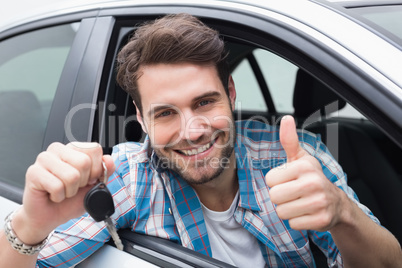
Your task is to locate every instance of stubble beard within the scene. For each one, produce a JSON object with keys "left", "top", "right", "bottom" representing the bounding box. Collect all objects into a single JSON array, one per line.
[{"left": 152, "top": 131, "right": 235, "bottom": 185}]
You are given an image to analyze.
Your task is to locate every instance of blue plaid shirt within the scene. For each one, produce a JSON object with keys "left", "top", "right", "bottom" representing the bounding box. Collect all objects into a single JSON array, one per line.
[{"left": 37, "top": 120, "right": 379, "bottom": 267}]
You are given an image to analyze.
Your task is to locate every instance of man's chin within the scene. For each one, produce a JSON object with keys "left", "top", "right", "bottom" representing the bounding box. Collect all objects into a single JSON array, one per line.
[
  {"left": 172, "top": 160, "right": 225, "bottom": 185},
  {"left": 174, "top": 165, "right": 225, "bottom": 185}
]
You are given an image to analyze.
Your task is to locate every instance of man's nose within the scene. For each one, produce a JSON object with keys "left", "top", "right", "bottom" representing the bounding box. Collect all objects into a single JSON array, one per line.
[{"left": 181, "top": 110, "right": 210, "bottom": 142}]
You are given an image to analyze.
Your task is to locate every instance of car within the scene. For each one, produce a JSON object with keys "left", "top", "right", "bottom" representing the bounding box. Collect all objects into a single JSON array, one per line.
[{"left": 0, "top": 0, "right": 401, "bottom": 267}]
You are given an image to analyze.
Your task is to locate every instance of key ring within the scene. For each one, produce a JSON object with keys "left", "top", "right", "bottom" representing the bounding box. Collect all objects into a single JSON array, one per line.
[{"left": 102, "top": 161, "right": 108, "bottom": 184}]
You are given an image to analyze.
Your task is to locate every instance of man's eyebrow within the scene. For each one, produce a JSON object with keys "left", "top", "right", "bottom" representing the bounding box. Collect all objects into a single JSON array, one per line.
[{"left": 192, "top": 91, "right": 222, "bottom": 103}]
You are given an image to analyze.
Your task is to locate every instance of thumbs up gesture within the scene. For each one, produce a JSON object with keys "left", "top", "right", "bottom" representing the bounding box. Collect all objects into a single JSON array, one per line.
[{"left": 266, "top": 116, "right": 346, "bottom": 232}]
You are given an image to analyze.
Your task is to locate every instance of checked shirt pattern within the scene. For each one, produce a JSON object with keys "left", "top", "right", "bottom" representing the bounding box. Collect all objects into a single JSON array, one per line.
[{"left": 37, "top": 120, "right": 379, "bottom": 267}]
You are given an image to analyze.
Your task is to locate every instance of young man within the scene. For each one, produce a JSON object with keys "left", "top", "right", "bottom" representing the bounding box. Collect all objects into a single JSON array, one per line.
[{"left": 0, "top": 14, "right": 401, "bottom": 267}]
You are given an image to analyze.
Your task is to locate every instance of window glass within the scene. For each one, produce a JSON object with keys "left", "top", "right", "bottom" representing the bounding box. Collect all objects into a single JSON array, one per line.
[
  {"left": 231, "top": 48, "right": 298, "bottom": 114},
  {"left": 233, "top": 47, "right": 365, "bottom": 119},
  {"left": 231, "top": 59, "right": 267, "bottom": 112},
  {"left": 352, "top": 6, "right": 402, "bottom": 47},
  {"left": 0, "top": 23, "right": 80, "bottom": 188},
  {"left": 254, "top": 49, "right": 298, "bottom": 113}
]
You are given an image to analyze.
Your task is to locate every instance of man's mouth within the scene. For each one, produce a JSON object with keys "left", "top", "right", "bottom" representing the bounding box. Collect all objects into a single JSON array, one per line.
[{"left": 176, "top": 140, "right": 215, "bottom": 156}]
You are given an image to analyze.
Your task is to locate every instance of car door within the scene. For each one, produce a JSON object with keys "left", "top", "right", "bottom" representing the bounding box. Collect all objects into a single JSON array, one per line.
[{"left": 0, "top": 21, "right": 87, "bottom": 204}]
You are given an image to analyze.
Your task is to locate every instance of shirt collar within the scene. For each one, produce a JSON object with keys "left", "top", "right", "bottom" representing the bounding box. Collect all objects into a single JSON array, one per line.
[{"left": 234, "top": 134, "right": 262, "bottom": 212}]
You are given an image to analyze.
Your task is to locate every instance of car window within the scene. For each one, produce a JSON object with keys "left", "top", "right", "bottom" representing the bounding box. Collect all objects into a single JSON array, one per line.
[
  {"left": 231, "top": 59, "right": 267, "bottom": 112},
  {"left": 254, "top": 49, "right": 298, "bottom": 114},
  {"left": 0, "top": 23, "right": 80, "bottom": 189},
  {"left": 233, "top": 48, "right": 365, "bottom": 119},
  {"left": 351, "top": 5, "right": 402, "bottom": 48}
]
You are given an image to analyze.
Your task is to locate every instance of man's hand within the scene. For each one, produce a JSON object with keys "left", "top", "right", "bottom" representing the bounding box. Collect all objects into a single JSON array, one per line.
[
  {"left": 266, "top": 115, "right": 346, "bottom": 232},
  {"left": 12, "top": 142, "right": 115, "bottom": 245}
]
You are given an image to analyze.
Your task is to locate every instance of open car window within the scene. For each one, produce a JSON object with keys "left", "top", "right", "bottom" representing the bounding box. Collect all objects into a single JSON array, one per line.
[{"left": 97, "top": 16, "right": 402, "bottom": 264}]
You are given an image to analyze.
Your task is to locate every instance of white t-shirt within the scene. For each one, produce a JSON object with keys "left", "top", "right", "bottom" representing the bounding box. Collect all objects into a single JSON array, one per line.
[{"left": 201, "top": 191, "right": 266, "bottom": 267}]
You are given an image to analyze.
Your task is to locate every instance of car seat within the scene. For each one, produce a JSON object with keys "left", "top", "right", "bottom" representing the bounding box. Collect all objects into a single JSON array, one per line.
[
  {"left": 0, "top": 91, "right": 45, "bottom": 189},
  {"left": 292, "top": 69, "right": 402, "bottom": 244}
]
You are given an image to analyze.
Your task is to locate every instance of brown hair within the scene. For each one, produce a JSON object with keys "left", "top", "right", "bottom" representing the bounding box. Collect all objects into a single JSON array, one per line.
[{"left": 116, "top": 13, "right": 229, "bottom": 114}]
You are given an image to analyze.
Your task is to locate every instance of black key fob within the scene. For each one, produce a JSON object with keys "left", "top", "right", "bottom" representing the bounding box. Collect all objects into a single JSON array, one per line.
[{"left": 84, "top": 182, "right": 115, "bottom": 222}]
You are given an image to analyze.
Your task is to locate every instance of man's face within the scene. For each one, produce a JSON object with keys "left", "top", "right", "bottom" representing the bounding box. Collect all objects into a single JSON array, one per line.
[{"left": 136, "top": 63, "right": 236, "bottom": 185}]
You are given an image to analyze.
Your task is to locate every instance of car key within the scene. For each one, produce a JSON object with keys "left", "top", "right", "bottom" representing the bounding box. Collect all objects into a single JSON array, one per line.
[{"left": 84, "top": 162, "right": 124, "bottom": 250}]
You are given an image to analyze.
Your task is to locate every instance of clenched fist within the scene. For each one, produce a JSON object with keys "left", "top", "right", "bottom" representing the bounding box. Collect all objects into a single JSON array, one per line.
[{"left": 13, "top": 142, "right": 115, "bottom": 245}]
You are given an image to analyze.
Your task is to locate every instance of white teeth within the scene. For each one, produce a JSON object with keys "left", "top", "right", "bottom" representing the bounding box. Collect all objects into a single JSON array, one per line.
[{"left": 179, "top": 141, "right": 212, "bottom": 156}]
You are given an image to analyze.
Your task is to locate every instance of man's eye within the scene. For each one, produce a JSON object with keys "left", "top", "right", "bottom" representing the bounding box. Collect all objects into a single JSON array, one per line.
[
  {"left": 199, "top": 100, "right": 212, "bottom": 107},
  {"left": 156, "top": 111, "right": 172, "bottom": 118}
]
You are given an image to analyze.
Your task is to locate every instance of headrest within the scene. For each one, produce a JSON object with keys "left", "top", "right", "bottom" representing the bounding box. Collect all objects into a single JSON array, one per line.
[
  {"left": 0, "top": 90, "right": 41, "bottom": 114},
  {"left": 0, "top": 90, "right": 44, "bottom": 188},
  {"left": 293, "top": 69, "right": 346, "bottom": 118}
]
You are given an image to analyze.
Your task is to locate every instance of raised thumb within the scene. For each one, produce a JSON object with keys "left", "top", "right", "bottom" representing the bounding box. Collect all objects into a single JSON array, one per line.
[{"left": 279, "top": 115, "right": 303, "bottom": 162}]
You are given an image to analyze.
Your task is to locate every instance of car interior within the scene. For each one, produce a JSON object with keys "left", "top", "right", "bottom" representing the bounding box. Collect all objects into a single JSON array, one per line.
[{"left": 292, "top": 68, "right": 402, "bottom": 243}]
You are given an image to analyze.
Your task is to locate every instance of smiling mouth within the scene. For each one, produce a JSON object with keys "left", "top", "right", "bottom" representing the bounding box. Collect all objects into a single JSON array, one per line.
[{"left": 176, "top": 139, "right": 215, "bottom": 156}]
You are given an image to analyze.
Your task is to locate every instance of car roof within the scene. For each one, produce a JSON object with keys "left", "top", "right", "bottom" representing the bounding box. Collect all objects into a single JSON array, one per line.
[
  {"left": 2, "top": 0, "right": 402, "bottom": 32},
  {"left": 0, "top": 0, "right": 374, "bottom": 33},
  {"left": 2, "top": 0, "right": 401, "bottom": 87}
]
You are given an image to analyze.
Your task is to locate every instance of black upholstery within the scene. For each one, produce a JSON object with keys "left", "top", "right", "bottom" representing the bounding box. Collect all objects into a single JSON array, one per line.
[
  {"left": 124, "top": 96, "right": 145, "bottom": 143},
  {"left": 293, "top": 69, "right": 346, "bottom": 119},
  {"left": 293, "top": 69, "right": 402, "bottom": 244}
]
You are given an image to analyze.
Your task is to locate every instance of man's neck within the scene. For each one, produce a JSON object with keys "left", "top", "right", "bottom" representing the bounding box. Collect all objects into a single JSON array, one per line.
[{"left": 191, "top": 153, "right": 238, "bottom": 212}]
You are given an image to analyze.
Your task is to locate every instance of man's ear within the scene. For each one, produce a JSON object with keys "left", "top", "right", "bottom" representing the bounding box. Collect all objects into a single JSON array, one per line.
[
  {"left": 134, "top": 101, "right": 148, "bottom": 133},
  {"left": 228, "top": 76, "right": 236, "bottom": 111}
]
